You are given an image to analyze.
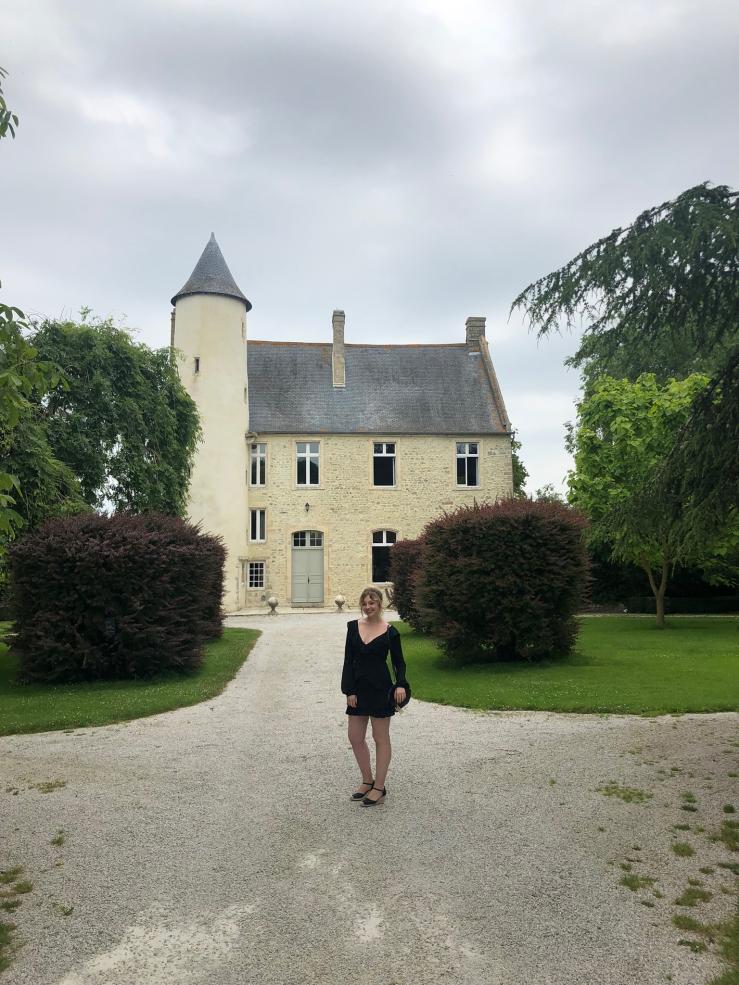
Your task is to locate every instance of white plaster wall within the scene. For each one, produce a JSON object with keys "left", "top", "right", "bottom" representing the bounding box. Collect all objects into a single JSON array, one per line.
[{"left": 173, "top": 293, "right": 248, "bottom": 610}]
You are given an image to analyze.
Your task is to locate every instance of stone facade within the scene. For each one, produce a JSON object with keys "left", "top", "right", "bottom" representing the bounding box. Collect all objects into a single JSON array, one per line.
[{"left": 243, "top": 432, "right": 513, "bottom": 609}]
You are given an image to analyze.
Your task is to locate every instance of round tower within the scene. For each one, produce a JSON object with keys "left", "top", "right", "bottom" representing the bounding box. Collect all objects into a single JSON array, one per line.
[{"left": 171, "top": 233, "right": 251, "bottom": 611}]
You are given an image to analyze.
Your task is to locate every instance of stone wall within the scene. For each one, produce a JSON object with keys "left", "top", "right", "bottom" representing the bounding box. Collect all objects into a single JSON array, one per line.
[{"left": 243, "top": 432, "right": 513, "bottom": 610}]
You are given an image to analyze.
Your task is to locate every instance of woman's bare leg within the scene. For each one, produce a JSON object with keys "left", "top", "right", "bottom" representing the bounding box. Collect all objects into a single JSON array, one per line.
[
  {"left": 348, "top": 715, "right": 372, "bottom": 792},
  {"left": 367, "top": 716, "right": 391, "bottom": 799}
]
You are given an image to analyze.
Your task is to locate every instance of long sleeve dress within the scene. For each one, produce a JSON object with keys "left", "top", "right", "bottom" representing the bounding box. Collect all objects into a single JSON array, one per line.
[{"left": 341, "top": 619, "right": 409, "bottom": 718}]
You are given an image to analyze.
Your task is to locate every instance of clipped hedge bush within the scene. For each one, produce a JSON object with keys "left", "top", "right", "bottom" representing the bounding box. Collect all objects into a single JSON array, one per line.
[
  {"left": 417, "top": 499, "right": 589, "bottom": 662},
  {"left": 388, "top": 537, "right": 426, "bottom": 631},
  {"left": 8, "top": 512, "right": 225, "bottom": 683}
]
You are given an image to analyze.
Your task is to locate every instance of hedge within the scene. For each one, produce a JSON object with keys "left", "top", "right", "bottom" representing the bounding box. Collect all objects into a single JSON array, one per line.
[
  {"left": 8, "top": 512, "right": 225, "bottom": 683},
  {"left": 388, "top": 537, "right": 426, "bottom": 631},
  {"left": 417, "top": 499, "right": 589, "bottom": 662}
]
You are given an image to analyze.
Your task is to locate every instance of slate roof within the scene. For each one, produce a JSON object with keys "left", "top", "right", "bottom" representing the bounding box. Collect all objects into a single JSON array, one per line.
[
  {"left": 171, "top": 234, "right": 252, "bottom": 309},
  {"left": 247, "top": 342, "right": 508, "bottom": 434}
]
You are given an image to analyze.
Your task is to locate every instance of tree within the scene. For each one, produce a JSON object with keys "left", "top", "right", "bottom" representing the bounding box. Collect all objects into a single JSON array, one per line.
[
  {"left": 1, "top": 411, "right": 86, "bottom": 530},
  {"left": 511, "top": 435, "right": 528, "bottom": 497},
  {"left": 30, "top": 314, "right": 200, "bottom": 515},
  {"left": 0, "top": 67, "right": 65, "bottom": 545},
  {"left": 0, "top": 66, "right": 19, "bottom": 139},
  {"left": 512, "top": 182, "right": 739, "bottom": 553},
  {"left": 566, "top": 373, "right": 724, "bottom": 626}
]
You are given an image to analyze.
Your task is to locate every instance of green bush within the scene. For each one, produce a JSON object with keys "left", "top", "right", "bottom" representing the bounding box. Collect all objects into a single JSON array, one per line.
[
  {"left": 388, "top": 537, "right": 426, "bottom": 631},
  {"left": 8, "top": 513, "right": 225, "bottom": 682},
  {"left": 417, "top": 499, "right": 589, "bottom": 662}
]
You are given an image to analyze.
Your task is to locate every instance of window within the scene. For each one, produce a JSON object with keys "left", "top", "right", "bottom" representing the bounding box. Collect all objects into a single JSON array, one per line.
[
  {"left": 248, "top": 561, "right": 265, "bottom": 589},
  {"left": 293, "top": 531, "right": 323, "bottom": 547},
  {"left": 456, "top": 441, "right": 479, "bottom": 486},
  {"left": 194, "top": 356, "right": 200, "bottom": 373},
  {"left": 250, "top": 509, "right": 266, "bottom": 542},
  {"left": 372, "top": 530, "right": 396, "bottom": 582},
  {"left": 373, "top": 442, "right": 396, "bottom": 486},
  {"left": 296, "top": 442, "right": 319, "bottom": 486},
  {"left": 250, "top": 443, "right": 266, "bottom": 486}
]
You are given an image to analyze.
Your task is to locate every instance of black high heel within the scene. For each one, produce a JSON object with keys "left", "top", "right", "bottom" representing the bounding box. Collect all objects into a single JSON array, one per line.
[
  {"left": 362, "top": 786, "right": 387, "bottom": 806},
  {"left": 351, "top": 780, "right": 374, "bottom": 801}
]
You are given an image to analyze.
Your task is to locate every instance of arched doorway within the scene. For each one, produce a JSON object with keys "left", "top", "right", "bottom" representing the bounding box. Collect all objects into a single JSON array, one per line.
[{"left": 291, "top": 530, "right": 324, "bottom": 604}]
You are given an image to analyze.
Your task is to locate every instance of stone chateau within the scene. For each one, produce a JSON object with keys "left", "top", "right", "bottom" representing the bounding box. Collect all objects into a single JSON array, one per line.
[{"left": 171, "top": 234, "right": 514, "bottom": 612}]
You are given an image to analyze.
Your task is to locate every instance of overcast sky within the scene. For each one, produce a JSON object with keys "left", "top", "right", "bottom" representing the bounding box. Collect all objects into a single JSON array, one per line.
[{"left": 4, "top": 0, "right": 738, "bottom": 494}]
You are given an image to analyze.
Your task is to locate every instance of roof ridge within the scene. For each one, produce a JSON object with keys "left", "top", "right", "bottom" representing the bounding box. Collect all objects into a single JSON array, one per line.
[{"left": 248, "top": 340, "right": 467, "bottom": 349}]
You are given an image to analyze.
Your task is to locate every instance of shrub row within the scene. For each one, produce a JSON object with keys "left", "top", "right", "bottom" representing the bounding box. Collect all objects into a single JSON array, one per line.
[
  {"left": 8, "top": 513, "right": 225, "bottom": 683},
  {"left": 390, "top": 499, "right": 589, "bottom": 663}
]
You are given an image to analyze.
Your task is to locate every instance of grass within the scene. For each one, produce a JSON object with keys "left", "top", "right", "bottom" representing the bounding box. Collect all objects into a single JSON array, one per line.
[
  {"left": 0, "top": 627, "right": 260, "bottom": 736},
  {"left": 620, "top": 873, "right": 656, "bottom": 891},
  {"left": 708, "top": 900, "right": 739, "bottom": 985},
  {"left": 676, "top": 885, "right": 713, "bottom": 907},
  {"left": 672, "top": 842, "right": 695, "bottom": 857},
  {"left": 597, "top": 782, "right": 652, "bottom": 804},
  {"left": 0, "top": 867, "right": 30, "bottom": 974},
  {"left": 0, "top": 920, "right": 16, "bottom": 973},
  {"left": 397, "top": 616, "right": 739, "bottom": 714},
  {"left": 716, "top": 821, "right": 739, "bottom": 853}
]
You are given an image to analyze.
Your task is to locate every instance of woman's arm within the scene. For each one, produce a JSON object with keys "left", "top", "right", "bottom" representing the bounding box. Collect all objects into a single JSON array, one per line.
[{"left": 341, "top": 623, "right": 357, "bottom": 695}]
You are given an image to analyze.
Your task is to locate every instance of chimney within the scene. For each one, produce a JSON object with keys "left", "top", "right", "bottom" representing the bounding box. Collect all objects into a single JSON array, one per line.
[
  {"left": 465, "top": 316, "right": 486, "bottom": 349},
  {"left": 332, "top": 309, "right": 346, "bottom": 387}
]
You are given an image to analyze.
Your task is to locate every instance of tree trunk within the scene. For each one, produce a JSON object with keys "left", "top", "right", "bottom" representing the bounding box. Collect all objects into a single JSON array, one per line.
[
  {"left": 655, "top": 584, "right": 667, "bottom": 628},
  {"left": 641, "top": 547, "right": 670, "bottom": 629}
]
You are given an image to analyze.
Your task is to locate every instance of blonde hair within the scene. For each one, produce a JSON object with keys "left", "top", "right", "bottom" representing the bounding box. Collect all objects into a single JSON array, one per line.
[{"left": 359, "top": 587, "right": 384, "bottom": 611}]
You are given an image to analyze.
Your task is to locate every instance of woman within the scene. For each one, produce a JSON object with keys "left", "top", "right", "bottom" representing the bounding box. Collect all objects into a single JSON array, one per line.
[{"left": 341, "top": 587, "right": 409, "bottom": 806}]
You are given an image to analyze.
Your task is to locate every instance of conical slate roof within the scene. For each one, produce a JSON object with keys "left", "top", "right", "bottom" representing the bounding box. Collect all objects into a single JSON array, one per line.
[{"left": 171, "top": 233, "right": 251, "bottom": 309}]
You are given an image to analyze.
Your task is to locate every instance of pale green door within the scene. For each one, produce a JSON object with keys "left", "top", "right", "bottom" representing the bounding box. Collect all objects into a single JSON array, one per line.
[{"left": 291, "top": 531, "right": 324, "bottom": 604}]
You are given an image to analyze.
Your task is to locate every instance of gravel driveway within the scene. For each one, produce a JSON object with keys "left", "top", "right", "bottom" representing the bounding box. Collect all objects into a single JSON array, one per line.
[{"left": 1, "top": 614, "right": 737, "bottom": 985}]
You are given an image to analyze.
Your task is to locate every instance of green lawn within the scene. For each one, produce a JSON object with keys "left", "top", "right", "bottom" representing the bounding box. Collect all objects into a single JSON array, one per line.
[
  {"left": 0, "top": 627, "right": 260, "bottom": 736},
  {"left": 399, "top": 616, "right": 739, "bottom": 715}
]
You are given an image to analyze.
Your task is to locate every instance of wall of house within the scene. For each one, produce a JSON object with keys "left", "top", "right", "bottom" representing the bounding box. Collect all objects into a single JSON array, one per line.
[{"left": 243, "top": 432, "right": 513, "bottom": 610}]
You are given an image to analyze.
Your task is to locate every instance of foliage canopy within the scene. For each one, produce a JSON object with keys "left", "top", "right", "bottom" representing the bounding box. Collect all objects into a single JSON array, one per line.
[
  {"left": 29, "top": 315, "right": 200, "bottom": 515},
  {"left": 566, "top": 373, "right": 737, "bottom": 624},
  {"left": 512, "top": 182, "right": 739, "bottom": 549}
]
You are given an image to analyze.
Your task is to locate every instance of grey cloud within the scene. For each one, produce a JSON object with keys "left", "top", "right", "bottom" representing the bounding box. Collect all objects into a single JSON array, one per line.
[{"left": 3, "top": 0, "right": 738, "bottom": 493}]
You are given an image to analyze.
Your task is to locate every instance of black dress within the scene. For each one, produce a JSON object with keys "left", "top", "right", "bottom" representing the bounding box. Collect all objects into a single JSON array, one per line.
[{"left": 341, "top": 619, "right": 409, "bottom": 718}]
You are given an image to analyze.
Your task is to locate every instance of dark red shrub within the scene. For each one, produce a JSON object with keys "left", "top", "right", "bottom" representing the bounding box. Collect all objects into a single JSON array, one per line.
[
  {"left": 8, "top": 512, "right": 225, "bottom": 683},
  {"left": 388, "top": 537, "right": 426, "bottom": 632},
  {"left": 416, "top": 499, "right": 589, "bottom": 662}
]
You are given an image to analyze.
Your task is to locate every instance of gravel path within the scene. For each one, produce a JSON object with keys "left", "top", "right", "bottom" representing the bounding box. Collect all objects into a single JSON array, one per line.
[{"left": 1, "top": 614, "right": 737, "bottom": 985}]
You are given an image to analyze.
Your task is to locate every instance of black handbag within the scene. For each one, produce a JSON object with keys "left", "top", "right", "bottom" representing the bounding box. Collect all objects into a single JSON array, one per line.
[{"left": 388, "top": 681, "right": 411, "bottom": 710}]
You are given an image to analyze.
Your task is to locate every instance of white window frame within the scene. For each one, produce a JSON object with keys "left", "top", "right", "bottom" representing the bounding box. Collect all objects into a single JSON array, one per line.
[
  {"left": 249, "top": 508, "right": 266, "bottom": 543},
  {"left": 372, "top": 442, "right": 396, "bottom": 487},
  {"left": 296, "top": 441, "right": 320, "bottom": 486},
  {"left": 456, "top": 441, "right": 479, "bottom": 487},
  {"left": 250, "top": 443, "right": 266, "bottom": 486},
  {"left": 247, "top": 561, "right": 265, "bottom": 589}
]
